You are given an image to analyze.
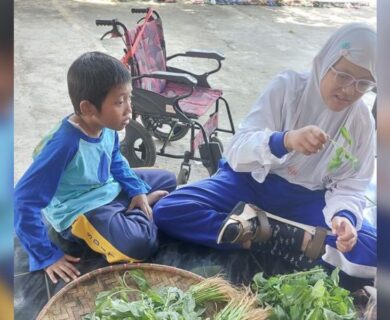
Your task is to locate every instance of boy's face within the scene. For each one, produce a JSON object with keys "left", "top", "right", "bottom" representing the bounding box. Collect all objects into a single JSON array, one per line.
[
  {"left": 93, "top": 83, "right": 132, "bottom": 131},
  {"left": 320, "top": 57, "right": 375, "bottom": 112}
]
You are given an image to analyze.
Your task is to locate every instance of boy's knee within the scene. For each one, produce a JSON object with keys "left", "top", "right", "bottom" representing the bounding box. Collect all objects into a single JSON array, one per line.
[{"left": 123, "top": 228, "right": 158, "bottom": 261}]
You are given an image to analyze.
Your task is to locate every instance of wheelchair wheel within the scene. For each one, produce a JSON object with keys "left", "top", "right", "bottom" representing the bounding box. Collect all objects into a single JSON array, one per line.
[
  {"left": 141, "top": 116, "right": 190, "bottom": 142},
  {"left": 210, "top": 136, "right": 224, "bottom": 153},
  {"left": 120, "top": 119, "right": 156, "bottom": 167}
]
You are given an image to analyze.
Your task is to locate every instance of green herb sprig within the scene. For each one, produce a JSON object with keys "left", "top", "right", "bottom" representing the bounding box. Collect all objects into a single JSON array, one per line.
[{"left": 328, "top": 127, "right": 358, "bottom": 172}]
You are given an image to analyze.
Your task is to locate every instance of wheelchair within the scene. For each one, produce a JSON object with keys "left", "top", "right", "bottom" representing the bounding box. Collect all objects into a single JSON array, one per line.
[{"left": 96, "top": 7, "right": 235, "bottom": 184}]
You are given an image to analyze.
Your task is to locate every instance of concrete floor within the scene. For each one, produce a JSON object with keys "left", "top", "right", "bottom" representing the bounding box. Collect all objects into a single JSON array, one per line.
[{"left": 14, "top": 0, "right": 376, "bottom": 183}]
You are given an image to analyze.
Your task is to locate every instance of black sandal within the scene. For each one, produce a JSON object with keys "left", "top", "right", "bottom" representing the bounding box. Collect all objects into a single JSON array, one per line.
[{"left": 217, "top": 202, "right": 272, "bottom": 244}]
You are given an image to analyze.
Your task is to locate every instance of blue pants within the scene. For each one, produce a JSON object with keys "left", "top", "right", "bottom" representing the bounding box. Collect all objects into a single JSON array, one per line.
[
  {"left": 154, "top": 159, "right": 376, "bottom": 279},
  {"left": 61, "top": 168, "right": 176, "bottom": 263}
]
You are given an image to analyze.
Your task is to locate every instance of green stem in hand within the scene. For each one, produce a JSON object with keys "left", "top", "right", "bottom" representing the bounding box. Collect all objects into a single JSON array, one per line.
[{"left": 327, "top": 128, "right": 358, "bottom": 171}]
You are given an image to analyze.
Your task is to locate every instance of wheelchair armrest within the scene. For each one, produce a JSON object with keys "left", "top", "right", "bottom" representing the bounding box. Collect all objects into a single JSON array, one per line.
[
  {"left": 167, "top": 49, "right": 225, "bottom": 61},
  {"left": 166, "top": 50, "right": 224, "bottom": 85},
  {"left": 133, "top": 71, "right": 197, "bottom": 87},
  {"left": 185, "top": 49, "right": 225, "bottom": 61}
]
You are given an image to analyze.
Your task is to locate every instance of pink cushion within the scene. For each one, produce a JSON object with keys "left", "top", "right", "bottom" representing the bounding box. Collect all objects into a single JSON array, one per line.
[{"left": 161, "top": 82, "right": 222, "bottom": 117}]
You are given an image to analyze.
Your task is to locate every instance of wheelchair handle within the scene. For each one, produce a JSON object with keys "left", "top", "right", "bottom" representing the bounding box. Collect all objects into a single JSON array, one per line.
[
  {"left": 95, "top": 19, "right": 128, "bottom": 38},
  {"left": 131, "top": 8, "right": 149, "bottom": 14},
  {"left": 95, "top": 19, "right": 115, "bottom": 26}
]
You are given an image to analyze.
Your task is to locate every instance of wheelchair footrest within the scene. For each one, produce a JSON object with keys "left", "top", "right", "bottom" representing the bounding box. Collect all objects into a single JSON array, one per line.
[{"left": 199, "top": 142, "right": 222, "bottom": 176}]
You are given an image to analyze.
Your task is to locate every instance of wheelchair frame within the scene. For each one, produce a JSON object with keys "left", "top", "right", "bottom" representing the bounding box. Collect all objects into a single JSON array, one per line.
[{"left": 96, "top": 8, "right": 235, "bottom": 184}]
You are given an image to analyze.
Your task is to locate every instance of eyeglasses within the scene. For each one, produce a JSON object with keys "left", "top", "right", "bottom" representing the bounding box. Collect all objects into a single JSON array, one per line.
[{"left": 330, "top": 66, "right": 376, "bottom": 94}]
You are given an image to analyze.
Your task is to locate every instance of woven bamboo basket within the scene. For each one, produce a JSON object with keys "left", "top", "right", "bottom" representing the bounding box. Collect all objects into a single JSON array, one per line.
[{"left": 37, "top": 263, "right": 218, "bottom": 320}]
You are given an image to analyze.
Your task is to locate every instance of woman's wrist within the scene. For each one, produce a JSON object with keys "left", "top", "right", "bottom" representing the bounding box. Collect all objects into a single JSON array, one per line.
[
  {"left": 269, "top": 131, "right": 290, "bottom": 158},
  {"left": 284, "top": 130, "right": 293, "bottom": 152}
]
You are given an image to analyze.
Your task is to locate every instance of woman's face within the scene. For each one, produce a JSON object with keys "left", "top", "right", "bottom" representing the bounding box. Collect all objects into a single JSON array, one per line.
[{"left": 320, "top": 57, "right": 375, "bottom": 112}]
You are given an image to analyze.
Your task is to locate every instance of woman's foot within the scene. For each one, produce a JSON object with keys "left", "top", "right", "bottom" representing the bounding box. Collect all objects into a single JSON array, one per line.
[
  {"left": 217, "top": 202, "right": 327, "bottom": 259},
  {"left": 147, "top": 190, "right": 169, "bottom": 206},
  {"left": 217, "top": 202, "right": 272, "bottom": 245}
]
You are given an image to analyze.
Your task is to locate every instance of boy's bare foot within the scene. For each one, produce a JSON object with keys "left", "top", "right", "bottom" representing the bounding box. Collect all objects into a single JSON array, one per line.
[{"left": 147, "top": 190, "right": 169, "bottom": 206}]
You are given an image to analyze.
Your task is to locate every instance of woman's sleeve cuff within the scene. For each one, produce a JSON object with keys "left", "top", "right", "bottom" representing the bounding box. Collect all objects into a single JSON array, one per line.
[
  {"left": 333, "top": 210, "right": 357, "bottom": 227},
  {"left": 269, "top": 131, "right": 289, "bottom": 158}
]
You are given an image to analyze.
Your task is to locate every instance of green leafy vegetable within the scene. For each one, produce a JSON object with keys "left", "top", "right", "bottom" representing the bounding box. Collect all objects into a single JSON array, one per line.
[
  {"left": 82, "top": 271, "right": 247, "bottom": 320},
  {"left": 340, "top": 127, "right": 353, "bottom": 146},
  {"left": 328, "top": 127, "right": 358, "bottom": 172},
  {"left": 252, "top": 267, "right": 357, "bottom": 320}
]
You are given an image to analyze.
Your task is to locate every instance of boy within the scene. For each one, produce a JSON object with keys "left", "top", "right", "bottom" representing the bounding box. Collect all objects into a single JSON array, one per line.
[{"left": 14, "top": 52, "right": 176, "bottom": 283}]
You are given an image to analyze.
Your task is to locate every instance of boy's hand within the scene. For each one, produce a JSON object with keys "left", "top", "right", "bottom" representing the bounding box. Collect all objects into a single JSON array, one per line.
[
  {"left": 284, "top": 125, "right": 328, "bottom": 155},
  {"left": 128, "top": 191, "right": 169, "bottom": 221},
  {"left": 128, "top": 194, "right": 153, "bottom": 220},
  {"left": 45, "top": 254, "right": 81, "bottom": 284},
  {"left": 331, "top": 216, "right": 358, "bottom": 253}
]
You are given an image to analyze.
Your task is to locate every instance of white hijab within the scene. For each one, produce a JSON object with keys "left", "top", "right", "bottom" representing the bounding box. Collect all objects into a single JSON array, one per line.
[
  {"left": 295, "top": 23, "right": 376, "bottom": 138},
  {"left": 266, "top": 23, "right": 377, "bottom": 190}
]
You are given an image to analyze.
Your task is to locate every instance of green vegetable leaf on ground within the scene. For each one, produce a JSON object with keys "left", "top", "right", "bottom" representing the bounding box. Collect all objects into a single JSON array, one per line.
[{"left": 252, "top": 267, "right": 357, "bottom": 320}]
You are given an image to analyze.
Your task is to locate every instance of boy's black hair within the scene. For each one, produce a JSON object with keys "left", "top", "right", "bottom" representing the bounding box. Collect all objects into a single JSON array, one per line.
[{"left": 67, "top": 52, "right": 131, "bottom": 114}]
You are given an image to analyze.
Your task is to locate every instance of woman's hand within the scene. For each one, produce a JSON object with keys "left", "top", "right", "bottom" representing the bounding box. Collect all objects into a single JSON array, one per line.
[
  {"left": 331, "top": 216, "right": 358, "bottom": 253},
  {"left": 45, "top": 255, "right": 81, "bottom": 284},
  {"left": 284, "top": 125, "right": 328, "bottom": 155}
]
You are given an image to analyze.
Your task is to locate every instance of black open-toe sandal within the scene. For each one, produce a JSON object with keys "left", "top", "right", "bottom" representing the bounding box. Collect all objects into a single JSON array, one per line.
[{"left": 217, "top": 201, "right": 272, "bottom": 245}]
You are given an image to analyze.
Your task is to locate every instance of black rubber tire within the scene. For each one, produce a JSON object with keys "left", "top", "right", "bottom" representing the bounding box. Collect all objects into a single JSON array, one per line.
[
  {"left": 210, "top": 136, "right": 224, "bottom": 153},
  {"left": 120, "top": 119, "right": 156, "bottom": 168},
  {"left": 177, "top": 167, "right": 190, "bottom": 185},
  {"left": 141, "top": 115, "right": 190, "bottom": 142}
]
